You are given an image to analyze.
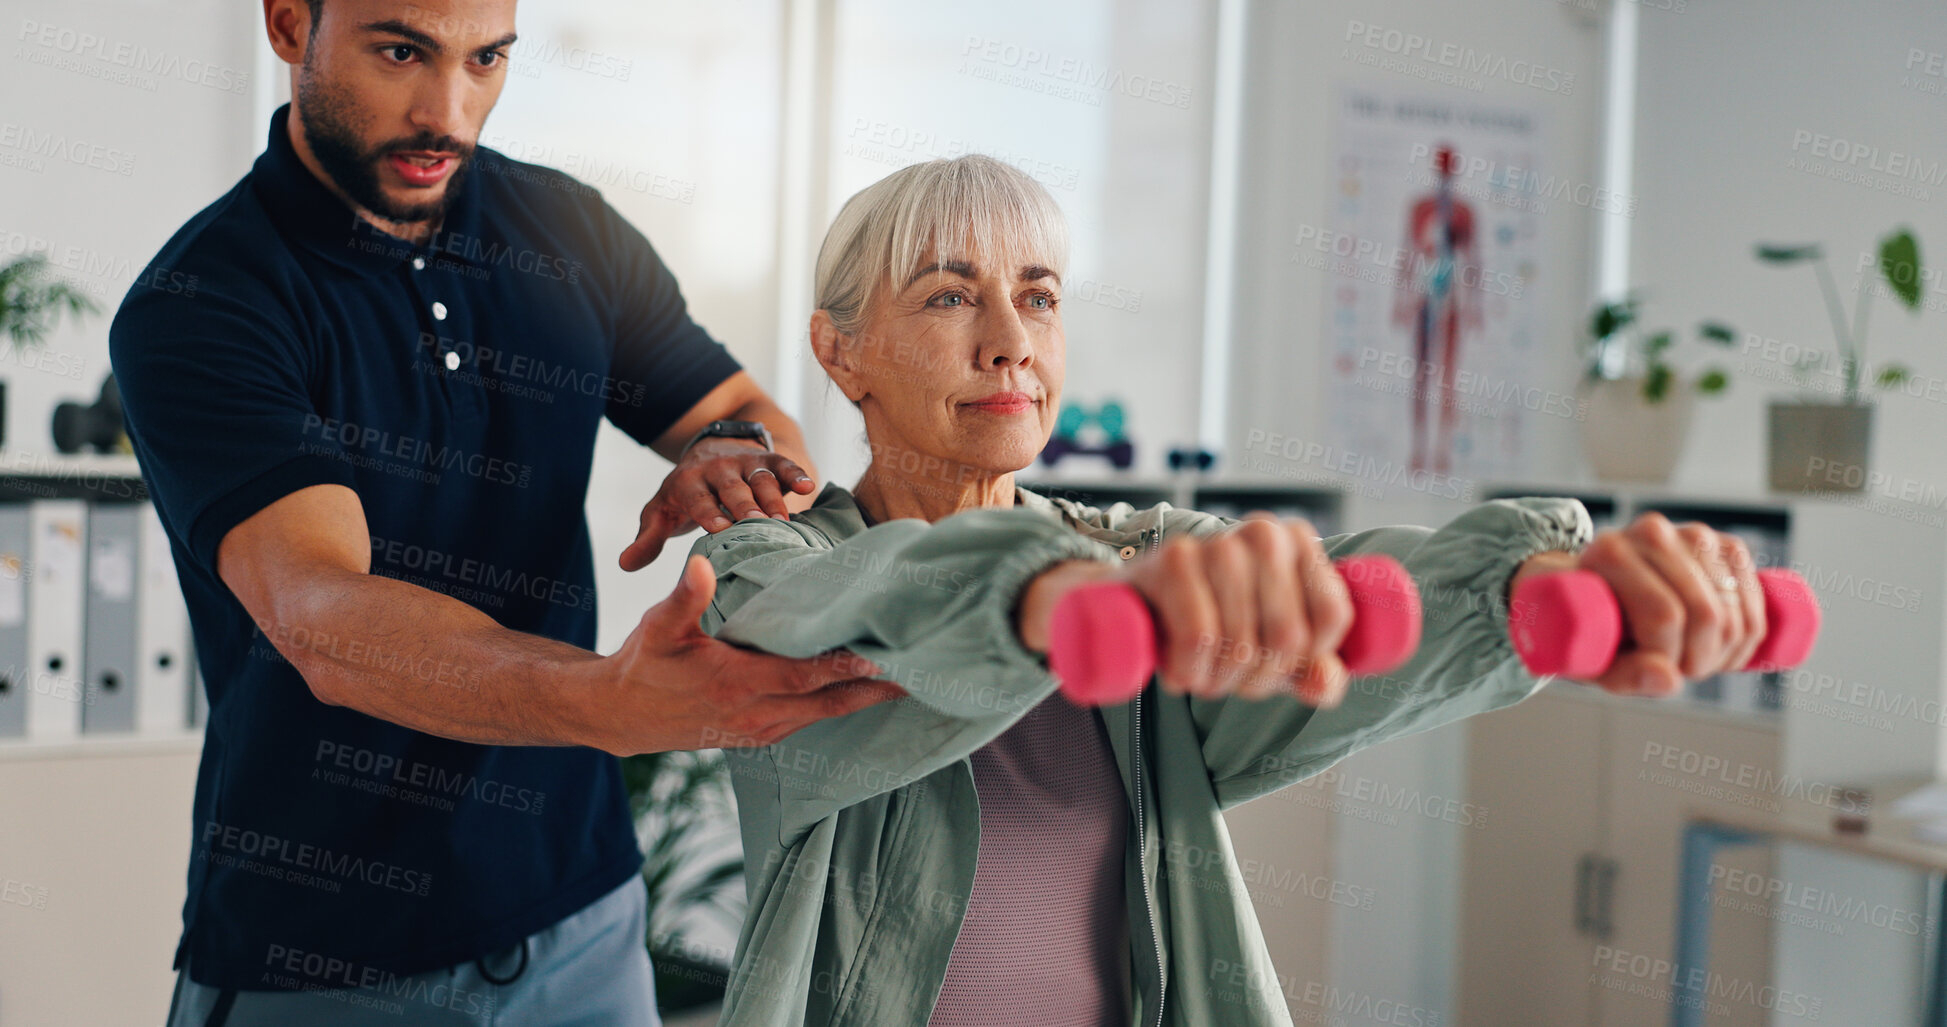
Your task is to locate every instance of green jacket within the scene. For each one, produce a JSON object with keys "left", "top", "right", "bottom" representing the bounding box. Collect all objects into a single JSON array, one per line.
[{"left": 693, "top": 482, "right": 1591, "bottom": 1026}]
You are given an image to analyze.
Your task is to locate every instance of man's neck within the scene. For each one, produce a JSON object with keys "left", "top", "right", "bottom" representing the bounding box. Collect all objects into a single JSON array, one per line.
[{"left": 285, "top": 107, "right": 442, "bottom": 246}]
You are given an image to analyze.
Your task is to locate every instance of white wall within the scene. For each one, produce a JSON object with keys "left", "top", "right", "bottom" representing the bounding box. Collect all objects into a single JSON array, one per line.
[{"left": 1633, "top": 0, "right": 1947, "bottom": 495}]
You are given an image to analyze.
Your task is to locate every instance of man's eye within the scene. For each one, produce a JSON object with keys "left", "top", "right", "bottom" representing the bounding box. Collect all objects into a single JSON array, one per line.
[
  {"left": 478, "top": 51, "right": 505, "bottom": 67},
  {"left": 383, "top": 44, "right": 417, "bottom": 63}
]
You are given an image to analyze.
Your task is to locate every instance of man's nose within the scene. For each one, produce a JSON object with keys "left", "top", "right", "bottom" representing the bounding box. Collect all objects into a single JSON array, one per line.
[{"left": 408, "top": 74, "right": 470, "bottom": 144}]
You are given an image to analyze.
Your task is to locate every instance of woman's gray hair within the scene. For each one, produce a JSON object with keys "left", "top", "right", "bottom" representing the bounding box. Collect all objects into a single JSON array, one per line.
[{"left": 813, "top": 154, "right": 1070, "bottom": 337}]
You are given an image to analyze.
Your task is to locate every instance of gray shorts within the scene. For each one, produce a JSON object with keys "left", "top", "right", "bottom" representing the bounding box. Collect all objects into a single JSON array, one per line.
[{"left": 165, "top": 875, "right": 661, "bottom": 1026}]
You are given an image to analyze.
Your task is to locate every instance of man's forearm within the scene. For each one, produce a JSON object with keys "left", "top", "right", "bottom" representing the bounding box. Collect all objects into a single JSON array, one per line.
[{"left": 259, "top": 566, "right": 616, "bottom": 749}]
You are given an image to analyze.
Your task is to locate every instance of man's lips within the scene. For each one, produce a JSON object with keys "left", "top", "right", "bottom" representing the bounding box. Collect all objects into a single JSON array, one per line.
[
  {"left": 963, "top": 393, "right": 1035, "bottom": 415},
  {"left": 386, "top": 152, "right": 457, "bottom": 187}
]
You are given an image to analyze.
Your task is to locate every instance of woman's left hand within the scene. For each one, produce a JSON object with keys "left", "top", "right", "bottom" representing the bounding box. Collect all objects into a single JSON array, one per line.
[
  {"left": 1511, "top": 511, "right": 1767, "bottom": 696},
  {"left": 618, "top": 438, "right": 816, "bottom": 571}
]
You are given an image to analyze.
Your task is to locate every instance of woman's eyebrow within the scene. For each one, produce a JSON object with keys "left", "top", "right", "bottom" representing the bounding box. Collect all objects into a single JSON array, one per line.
[
  {"left": 1020, "top": 265, "right": 1060, "bottom": 285},
  {"left": 903, "top": 261, "right": 978, "bottom": 289}
]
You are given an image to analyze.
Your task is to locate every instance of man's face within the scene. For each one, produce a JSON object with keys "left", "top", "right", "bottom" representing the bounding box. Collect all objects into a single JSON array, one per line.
[{"left": 292, "top": 0, "right": 517, "bottom": 224}]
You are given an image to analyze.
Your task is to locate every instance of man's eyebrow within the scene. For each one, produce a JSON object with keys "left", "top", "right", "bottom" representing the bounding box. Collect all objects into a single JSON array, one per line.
[
  {"left": 363, "top": 20, "right": 443, "bottom": 53},
  {"left": 903, "top": 261, "right": 977, "bottom": 290},
  {"left": 361, "top": 21, "right": 517, "bottom": 57}
]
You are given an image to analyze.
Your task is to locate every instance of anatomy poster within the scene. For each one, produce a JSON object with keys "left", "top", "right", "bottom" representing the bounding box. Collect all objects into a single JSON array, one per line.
[{"left": 1315, "top": 86, "right": 1549, "bottom": 483}]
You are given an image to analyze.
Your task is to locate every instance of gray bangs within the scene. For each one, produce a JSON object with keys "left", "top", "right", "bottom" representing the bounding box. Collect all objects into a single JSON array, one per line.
[{"left": 814, "top": 154, "right": 1070, "bottom": 336}]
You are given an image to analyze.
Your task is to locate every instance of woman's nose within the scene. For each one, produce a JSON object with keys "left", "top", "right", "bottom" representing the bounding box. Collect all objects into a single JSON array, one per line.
[{"left": 977, "top": 307, "right": 1034, "bottom": 369}]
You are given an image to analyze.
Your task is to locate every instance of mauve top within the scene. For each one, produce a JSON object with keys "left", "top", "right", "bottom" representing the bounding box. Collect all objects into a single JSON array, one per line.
[{"left": 925, "top": 692, "right": 1133, "bottom": 1026}]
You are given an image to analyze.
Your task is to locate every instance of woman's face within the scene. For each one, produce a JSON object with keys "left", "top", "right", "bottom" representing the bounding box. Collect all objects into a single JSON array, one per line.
[{"left": 821, "top": 247, "right": 1065, "bottom": 479}]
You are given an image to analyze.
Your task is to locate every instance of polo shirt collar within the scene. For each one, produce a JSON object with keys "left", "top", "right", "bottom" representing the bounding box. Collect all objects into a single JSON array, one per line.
[{"left": 252, "top": 103, "right": 484, "bottom": 279}]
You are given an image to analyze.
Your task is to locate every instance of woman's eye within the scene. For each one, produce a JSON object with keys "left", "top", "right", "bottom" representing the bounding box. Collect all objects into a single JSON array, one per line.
[
  {"left": 932, "top": 292, "right": 965, "bottom": 308},
  {"left": 1027, "top": 293, "right": 1056, "bottom": 310}
]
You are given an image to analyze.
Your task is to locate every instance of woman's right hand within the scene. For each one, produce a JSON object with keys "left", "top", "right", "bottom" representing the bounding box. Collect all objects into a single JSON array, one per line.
[{"left": 1017, "top": 516, "right": 1357, "bottom": 706}]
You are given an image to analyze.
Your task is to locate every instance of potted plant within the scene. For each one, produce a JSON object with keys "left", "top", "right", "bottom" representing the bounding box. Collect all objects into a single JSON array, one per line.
[
  {"left": 623, "top": 749, "right": 745, "bottom": 1014},
  {"left": 1754, "top": 228, "right": 1923, "bottom": 492},
  {"left": 0, "top": 254, "right": 99, "bottom": 451},
  {"left": 1577, "top": 294, "right": 1734, "bottom": 482}
]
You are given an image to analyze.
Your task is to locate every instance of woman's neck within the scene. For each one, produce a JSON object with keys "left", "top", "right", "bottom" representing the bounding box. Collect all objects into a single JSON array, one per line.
[{"left": 852, "top": 462, "right": 1018, "bottom": 525}]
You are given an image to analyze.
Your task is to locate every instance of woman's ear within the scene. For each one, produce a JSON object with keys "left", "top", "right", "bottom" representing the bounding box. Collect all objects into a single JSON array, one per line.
[{"left": 810, "top": 310, "right": 869, "bottom": 403}]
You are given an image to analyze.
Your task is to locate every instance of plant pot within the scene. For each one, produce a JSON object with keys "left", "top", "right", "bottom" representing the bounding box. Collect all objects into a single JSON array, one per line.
[
  {"left": 1578, "top": 377, "right": 1695, "bottom": 483},
  {"left": 1767, "top": 400, "right": 1873, "bottom": 492}
]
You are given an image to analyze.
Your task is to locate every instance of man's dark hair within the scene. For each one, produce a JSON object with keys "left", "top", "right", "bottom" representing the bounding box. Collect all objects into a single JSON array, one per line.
[{"left": 304, "top": 0, "right": 322, "bottom": 36}]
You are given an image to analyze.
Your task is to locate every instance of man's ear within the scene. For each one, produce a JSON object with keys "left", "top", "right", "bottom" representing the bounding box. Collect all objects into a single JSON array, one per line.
[
  {"left": 809, "top": 310, "right": 868, "bottom": 403},
  {"left": 263, "top": 0, "right": 310, "bottom": 65}
]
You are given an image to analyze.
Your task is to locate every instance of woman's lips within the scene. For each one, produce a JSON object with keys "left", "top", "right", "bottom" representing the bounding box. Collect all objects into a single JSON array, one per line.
[
  {"left": 388, "top": 153, "right": 455, "bottom": 187},
  {"left": 963, "top": 393, "right": 1035, "bottom": 415}
]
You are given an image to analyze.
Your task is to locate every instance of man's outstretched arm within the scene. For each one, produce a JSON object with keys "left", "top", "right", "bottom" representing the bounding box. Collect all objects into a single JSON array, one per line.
[{"left": 220, "top": 483, "right": 902, "bottom": 756}]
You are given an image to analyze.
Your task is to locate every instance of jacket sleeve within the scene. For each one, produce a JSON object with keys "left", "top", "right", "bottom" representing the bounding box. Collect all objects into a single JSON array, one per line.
[
  {"left": 692, "top": 510, "right": 1117, "bottom": 843},
  {"left": 1172, "top": 497, "right": 1594, "bottom": 809}
]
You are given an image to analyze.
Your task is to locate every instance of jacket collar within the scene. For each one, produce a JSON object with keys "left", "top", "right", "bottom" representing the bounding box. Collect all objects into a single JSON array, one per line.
[
  {"left": 798, "top": 480, "right": 1073, "bottom": 538},
  {"left": 252, "top": 103, "right": 484, "bottom": 279}
]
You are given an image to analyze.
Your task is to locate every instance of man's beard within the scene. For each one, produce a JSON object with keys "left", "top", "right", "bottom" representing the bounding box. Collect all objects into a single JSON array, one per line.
[{"left": 296, "top": 65, "right": 474, "bottom": 227}]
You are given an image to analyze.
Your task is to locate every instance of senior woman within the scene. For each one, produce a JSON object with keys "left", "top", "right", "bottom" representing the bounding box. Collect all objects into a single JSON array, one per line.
[{"left": 682, "top": 155, "right": 1765, "bottom": 1026}]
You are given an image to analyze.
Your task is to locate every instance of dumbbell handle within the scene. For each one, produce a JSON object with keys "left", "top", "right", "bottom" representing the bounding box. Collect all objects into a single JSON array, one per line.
[
  {"left": 1509, "top": 567, "right": 1821, "bottom": 680},
  {"left": 1047, "top": 554, "right": 1423, "bottom": 707}
]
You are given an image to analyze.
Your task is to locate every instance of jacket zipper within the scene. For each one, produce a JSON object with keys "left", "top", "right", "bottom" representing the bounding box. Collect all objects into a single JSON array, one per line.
[{"left": 1133, "top": 524, "right": 1165, "bottom": 1027}]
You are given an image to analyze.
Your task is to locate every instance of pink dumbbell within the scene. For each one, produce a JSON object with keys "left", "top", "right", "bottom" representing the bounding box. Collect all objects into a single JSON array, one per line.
[
  {"left": 1509, "top": 567, "right": 1821, "bottom": 679},
  {"left": 1047, "top": 554, "right": 1424, "bottom": 706}
]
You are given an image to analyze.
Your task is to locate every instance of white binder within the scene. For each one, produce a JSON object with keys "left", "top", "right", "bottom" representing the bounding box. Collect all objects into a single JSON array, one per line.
[
  {"left": 135, "top": 505, "right": 191, "bottom": 735},
  {"left": 25, "top": 499, "right": 87, "bottom": 740}
]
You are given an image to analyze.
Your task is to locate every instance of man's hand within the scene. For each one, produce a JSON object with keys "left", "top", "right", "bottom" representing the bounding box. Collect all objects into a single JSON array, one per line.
[
  {"left": 591, "top": 555, "right": 906, "bottom": 755},
  {"left": 618, "top": 438, "right": 817, "bottom": 571},
  {"left": 1512, "top": 512, "right": 1766, "bottom": 697},
  {"left": 1017, "top": 515, "right": 1355, "bottom": 707}
]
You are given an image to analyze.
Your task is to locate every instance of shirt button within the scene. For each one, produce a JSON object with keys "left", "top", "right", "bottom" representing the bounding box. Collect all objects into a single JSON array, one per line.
[
  {"left": 432, "top": 301, "right": 448, "bottom": 320},
  {"left": 444, "top": 351, "right": 460, "bottom": 371},
  {"left": 1118, "top": 545, "right": 1138, "bottom": 560},
  {"left": 412, "top": 256, "right": 426, "bottom": 271}
]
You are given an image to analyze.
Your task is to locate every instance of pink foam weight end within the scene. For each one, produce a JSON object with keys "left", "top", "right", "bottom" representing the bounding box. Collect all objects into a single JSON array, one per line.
[
  {"left": 1335, "top": 555, "right": 1422, "bottom": 676},
  {"left": 1049, "top": 581, "right": 1157, "bottom": 707},
  {"left": 1510, "top": 570, "right": 1623, "bottom": 679},
  {"left": 1743, "top": 569, "right": 1820, "bottom": 672}
]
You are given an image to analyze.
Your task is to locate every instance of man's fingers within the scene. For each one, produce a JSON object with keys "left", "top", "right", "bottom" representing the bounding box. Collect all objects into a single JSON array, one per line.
[
  {"left": 1293, "top": 533, "right": 1353, "bottom": 707},
  {"left": 706, "top": 465, "right": 767, "bottom": 523},
  {"left": 763, "top": 456, "right": 817, "bottom": 495},
  {"left": 746, "top": 468, "right": 791, "bottom": 519},
  {"left": 770, "top": 649, "right": 884, "bottom": 694},
  {"left": 619, "top": 502, "right": 683, "bottom": 571},
  {"left": 636, "top": 556, "right": 717, "bottom": 635}
]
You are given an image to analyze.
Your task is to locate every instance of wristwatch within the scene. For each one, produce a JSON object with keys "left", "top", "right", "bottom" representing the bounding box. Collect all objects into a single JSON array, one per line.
[{"left": 679, "top": 419, "right": 773, "bottom": 458}]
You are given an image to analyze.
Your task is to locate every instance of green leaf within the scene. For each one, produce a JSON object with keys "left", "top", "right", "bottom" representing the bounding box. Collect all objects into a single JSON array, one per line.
[
  {"left": 1590, "top": 297, "right": 1637, "bottom": 340},
  {"left": 1756, "top": 243, "right": 1822, "bottom": 263},
  {"left": 1879, "top": 228, "right": 1922, "bottom": 311},
  {"left": 1877, "top": 364, "right": 1912, "bottom": 388},
  {"left": 1643, "top": 363, "right": 1673, "bottom": 402},
  {"left": 1696, "top": 368, "right": 1729, "bottom": 394},
  {"left": 1698, "top": 321, "right": 1737, "bottom": 345},
  {"left": 1644, "top": 331, "right": 1674, "bottom": 358}
]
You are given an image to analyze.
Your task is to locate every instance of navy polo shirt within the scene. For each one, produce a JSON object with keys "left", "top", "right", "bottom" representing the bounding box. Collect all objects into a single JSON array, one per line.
[{"left": 109, "top": 105, "right": 742, "bottom": 990}]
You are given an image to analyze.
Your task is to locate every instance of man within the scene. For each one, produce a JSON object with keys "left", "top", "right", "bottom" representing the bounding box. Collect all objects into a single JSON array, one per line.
[{"left": 111, "top": 1, "right": 901, "bottom": 1023}]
